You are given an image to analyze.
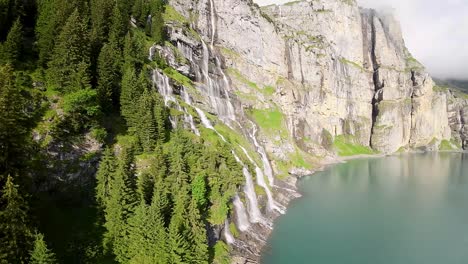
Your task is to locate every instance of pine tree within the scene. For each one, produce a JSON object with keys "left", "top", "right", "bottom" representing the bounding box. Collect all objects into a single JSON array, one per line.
[
  {"left": 0, "top": 65, "right": 30, "bottom": 174},
  {"left": 167, "top": 189, "right": 191, "bottom": 264},
  {"left": 0, "top": 175, "right": 32, "bottom": 263},
  {"left": 136, "top": 88, "right": 157, "bottom": 152},
  {"left": 47, "top": 8, "right": 91, "bottom": 93},
  {"left": 35, "top": 0, "right": 75, "bottom": 66},
  {"left": 120, "top": 67, "right": 143, "bottom": 128},
  {"left": 97, "top": 43, "right": 123, "bottom": 110},
  {"left": 149, "top": 0, "right": 165, "bottom": 43},
  {"left": 108, "top": 3, "right": 128, "bottom": 47},
  {"left": 187, "top": 199, "right": 209, "bottom": 264},
  {"left": 90, "top": 0, "right": 115, "bottom": 52},
  {"left": 0, "top": 19, "right": 22, "bottom": 66},
  {"left": 103, "top": 147, "right": 138, "bottom": 260},
  {"left": 95, "top": 147, "right": 116, "bottom": 209},
  {"left": 29, "top": 233, "right": 57, "bottom": 264}
]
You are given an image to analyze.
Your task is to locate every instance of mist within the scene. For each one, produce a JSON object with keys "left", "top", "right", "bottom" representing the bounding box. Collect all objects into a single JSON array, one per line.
[{"left": 253, "top": 0, "right": 468, "bottom": 79}]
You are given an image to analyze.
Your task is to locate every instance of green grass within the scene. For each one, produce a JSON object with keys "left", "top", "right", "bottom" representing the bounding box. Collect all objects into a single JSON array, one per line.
[
  {"left": 162, "top": 5, "right": 188, "bottom": 24},
  {"left": 163, "top": 67, "right": 194, "bottom": 88},
  {"left": 249, "top": 108, "right": 285, "bottom": 133},
  {"left": 439, "top": 139, "right": 461, "bottom": 151},
  {"left": 339, "top": 57, "right": 366, "bottom": 72},
  {"left": 219, "top": 47, "right": 240, "bottom": 58},
  {"left": 227, "top": 68, "right": 258, "bottom": 90},
  {"left": 263, "top": 85, "right": 276, "bottom": 96},
  {"left": 229, "top": 222, "right": 239, "bottom": 238},
  {"left": 284, "top": 0, "right": 302, "bottom": 6},
  {"left": 334, "top": 135, "right": 375, "bottom": 156}
]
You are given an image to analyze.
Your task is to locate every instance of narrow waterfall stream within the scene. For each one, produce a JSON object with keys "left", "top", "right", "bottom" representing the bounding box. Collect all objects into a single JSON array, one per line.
[
  {"left": 232, "top": 152, "right": 263, "bottom": 224},
  {"left": 240, "top": 146, "right": 284, "bottom": 214},
  {"left": 223, "top": 220, "right": 235, "bottom": 245},
  {"left": 232, "top": 194, "right": 250, "bottom": 232},
  {"left": 249, "top": 121, "right": 275, "bottom": 186}
]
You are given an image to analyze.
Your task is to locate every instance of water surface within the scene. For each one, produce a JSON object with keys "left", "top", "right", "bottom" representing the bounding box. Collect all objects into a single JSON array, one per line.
[{"left": 262, "top": 153, "right": 468, "bottom": 264}]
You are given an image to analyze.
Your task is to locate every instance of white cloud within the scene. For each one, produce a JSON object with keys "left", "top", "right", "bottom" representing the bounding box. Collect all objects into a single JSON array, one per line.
[{"left": 253, "top": 0, "right": 468, "bottom": 79}]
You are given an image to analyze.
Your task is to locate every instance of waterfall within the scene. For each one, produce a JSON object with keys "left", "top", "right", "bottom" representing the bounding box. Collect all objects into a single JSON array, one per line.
[
  {"left": 249, "top": 121, "right": 275, "bottom": 186},
  {"left": 180, "top": 87, "right": 201, "bottom": 136},
  {"left": 233, "top": 194, "right": 250, "bottom": 232},
  {"left": 232, "top": 152, "right": 263, "bottom": 223},
  {"left": 223, "top": 220, "right": 235, "bottom": 244},
  {"left": 194, "top": 107, "right": 229, "bottom": 142},
  {"left": 149, "top": 46, "right": 156, "bottom": 61},
  {"left": 151, "top": 70, "right": 176, "bottom": 106},
  {"left": 240, "top": 146, "right": 285, "bottom": 214},
  {"left": 199, "top": 39, "right": 236, "bottom": 121},
  {"left": 150, "top": 68, "right": 200, "bottom": 135},
  {"left": 208, "top": 0, "right": 217, "bottom": 46}
]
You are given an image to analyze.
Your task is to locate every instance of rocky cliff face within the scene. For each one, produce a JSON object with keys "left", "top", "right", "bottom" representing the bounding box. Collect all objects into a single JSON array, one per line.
[{"left": 152, "top": 0, "right": 467, "bottom": 262}]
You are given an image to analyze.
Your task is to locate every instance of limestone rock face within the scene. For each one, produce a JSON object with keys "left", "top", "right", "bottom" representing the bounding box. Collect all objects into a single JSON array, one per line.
[
  {"left": 162, "top": 0, "right": 466, "bottom": 261},
  {"left": 170, "top": 0, "right": 455, "bottom": 155}
]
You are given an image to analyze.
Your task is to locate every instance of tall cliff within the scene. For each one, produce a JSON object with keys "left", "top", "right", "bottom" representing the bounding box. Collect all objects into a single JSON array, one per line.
[{"left": 149, "top": 0, "right": 468, "bottom": 261}]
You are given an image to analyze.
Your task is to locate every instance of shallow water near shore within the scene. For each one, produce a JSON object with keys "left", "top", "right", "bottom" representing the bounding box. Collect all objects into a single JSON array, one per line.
[{"left": 262, "top": 153, "right": 468, "bottom": 264}]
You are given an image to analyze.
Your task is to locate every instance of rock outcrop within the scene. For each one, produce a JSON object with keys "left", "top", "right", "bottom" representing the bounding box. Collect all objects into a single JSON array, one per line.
[{"left": 151, "top": 0, "right": 468, "bottom": 262}]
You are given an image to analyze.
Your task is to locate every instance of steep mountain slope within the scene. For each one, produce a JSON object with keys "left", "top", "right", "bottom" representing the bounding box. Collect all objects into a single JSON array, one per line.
[{"left": 146, "top": 0, "right": 468, "bottom": 262}]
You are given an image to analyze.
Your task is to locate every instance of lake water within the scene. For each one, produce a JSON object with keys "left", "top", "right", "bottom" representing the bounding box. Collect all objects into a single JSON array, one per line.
[{"left": 262, "top": 153, "right": 468, "bottom": 264}]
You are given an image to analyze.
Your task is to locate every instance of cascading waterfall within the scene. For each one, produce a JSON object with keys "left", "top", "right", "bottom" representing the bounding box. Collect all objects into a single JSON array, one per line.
[
  {"left": 194, "top": 105, "right": 263, "bottom": 224},
  {"left": 150, "top": 57, "right": 200, "bottom": 135},
  {"left": 208, "top": 0, "right": 216, "bottom": 46},
  {"left": 232, "top": 152, "right": 263, "bottom": 224},
  {"left": 223, "top": 220, "right": 235, "bottom": 245},
  {"left": 240, "top": 146, "right": 285, "bottom": 214},
  {"left": 151, "top": 70, "right": 176, "bottom": 106},
  {"left": 249, "top": 121, "right": 276, "bottom": 186},
  {"left": 180, "top": 87, "right": 201, "bottom": 136},
  {"left": 232, "top": 194, "right": 250, "bottom": 232}
]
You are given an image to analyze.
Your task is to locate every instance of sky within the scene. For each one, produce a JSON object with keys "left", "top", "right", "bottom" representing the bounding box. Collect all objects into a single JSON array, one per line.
[{"left": 254, "top": 0, "right": 468, "bottom": 79}]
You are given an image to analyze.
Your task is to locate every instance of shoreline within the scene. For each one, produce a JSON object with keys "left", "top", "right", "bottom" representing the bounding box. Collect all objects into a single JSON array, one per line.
[{"left": 246, "top": 150, "right": 468, "bottom": 264}]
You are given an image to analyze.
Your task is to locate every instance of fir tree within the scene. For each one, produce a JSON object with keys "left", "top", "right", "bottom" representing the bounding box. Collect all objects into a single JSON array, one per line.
[
  {"left": 29, "top": 233, "right": 57, "bottom": 264},
  {"left": 47, "top": 8, "right": 91, "bottom": 93},
  {"left": 0, "top": 65, "right": 30, "bottom": 174},
  {"left": 120, "top": 67, "right": 143, "bottom": 128},
  {"left": 35, "top": 0, "right": 75, "bottom": 66},
  {"left": 97, "top": 43, "right": 123, "bottom": 110},
  {"left": 136, "top": 88, "right": 157, "bottom": 152},
  {"left": 0, "top": 175, "right": 32, "bottom": 263},
  {"left": 187, "top": 199, "right": 209, "bottom": 264},
  {"left": 95, "top": 147, "right": 116, "bottom": 209},
  {"left": 0, "top": 19, "right": 22, "bottom": 66},
  {"left": 167, "top": 189, "right": 191, "bottom": 263},
  {"left": 103, "top": 147, "right": 138, "bottom": 261}
]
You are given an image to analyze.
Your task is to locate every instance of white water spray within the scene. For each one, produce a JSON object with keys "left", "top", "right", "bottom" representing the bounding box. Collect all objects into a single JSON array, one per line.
[
  {"left": 232, "top": 194, "right": 250, "bottom": 231},
  {"left": 240, "top": 146, "right": 285, "bottom": 214},
  {"left": 232, "top": 152, "right": 263, "bottom": 223},
  {"left": 249, "top": 121, "right": 275, "bottom": 186},
  {"left": 208, "top": 0, "right": 216, "bottom": 46},
  {"left": 224, "top": 220, "right": 235, "bottom": 244}
]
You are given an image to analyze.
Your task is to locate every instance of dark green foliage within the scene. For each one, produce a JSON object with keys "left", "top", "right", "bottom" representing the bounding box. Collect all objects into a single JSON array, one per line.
[
  {"left": 61, "top": 88, "right": 101, "bottom": 132},
  {"left": 0, "top": 65, "right": 32, "bottom": 174},
  {"left": 120, "top": 67, "right": 143, "bottom": 127},
  {"left": 103, "top": 146, "right": 138, "bottom": 260},
  {"left": 0, "top": 0, "right": 245, "bottom": 263},
  {"left": 35, "top": 0, "right": 76, "bottom": 66},
  {"left": 47, "top": 9, "right": 91, "bottom": 93},
  {"left": 29, "top": 233, "right": 57, "bottom": 264},
  {"left": 97, "top": 43, "right": 123, "bottom": 110},
  {"left": 0, "top": 175, "right": 33, "bottom": 263},
  {"left": 0, "top": 19, "right": 23, "bottom": 66},
  {"left": 95, "top": 148, "right": 116, "bottom": 208}
]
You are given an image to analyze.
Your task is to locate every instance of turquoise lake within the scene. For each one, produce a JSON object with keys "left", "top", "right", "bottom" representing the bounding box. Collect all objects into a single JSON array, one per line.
[{"left": 262, "top": 153, "right": 468, "bottom": 264}]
